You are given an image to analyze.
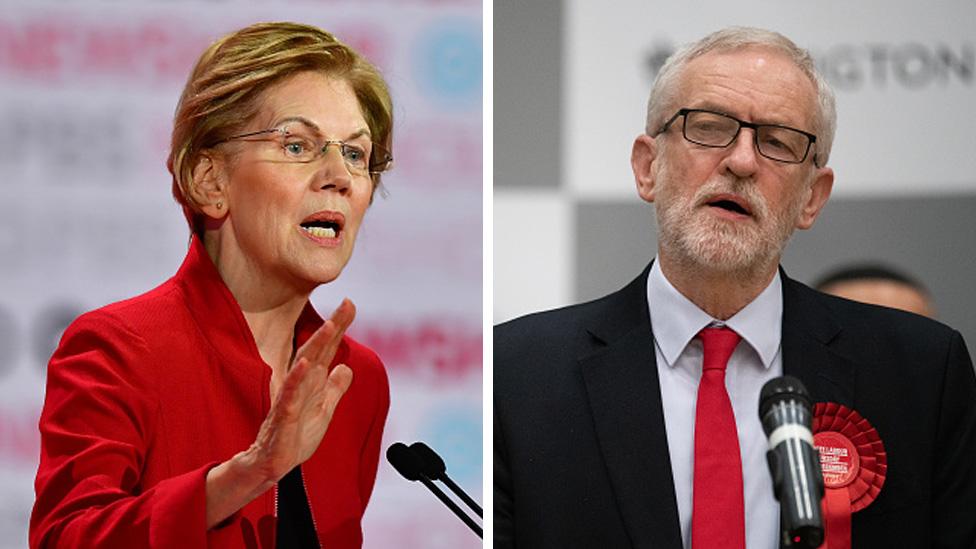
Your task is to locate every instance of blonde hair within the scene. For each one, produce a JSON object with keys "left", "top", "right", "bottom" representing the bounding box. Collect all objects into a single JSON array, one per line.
[{"left": 168, "top": 21, "right": 393, "bottom": 232}]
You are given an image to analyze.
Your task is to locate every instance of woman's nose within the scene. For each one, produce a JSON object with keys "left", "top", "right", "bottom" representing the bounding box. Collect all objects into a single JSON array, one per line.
[{"left": 314, "top": 143, "right": 353, "bottom": 193}]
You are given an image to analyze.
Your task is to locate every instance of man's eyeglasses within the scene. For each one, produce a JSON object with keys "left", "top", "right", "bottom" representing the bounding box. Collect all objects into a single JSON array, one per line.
[
  {"left": 213, "top": 125, "right": 393, "bottom": 176},
  {"left": 654, "top": 108, "right": 819, "bottom": 166}
]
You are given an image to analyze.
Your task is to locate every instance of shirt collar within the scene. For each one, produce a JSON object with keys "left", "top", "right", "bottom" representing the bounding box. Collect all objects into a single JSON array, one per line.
[
  {"left": 647, "top": 259, "right": 782, "bottom": 369},
  {"left": 174, "top": 234, "right": 324, "bottom": 368}
]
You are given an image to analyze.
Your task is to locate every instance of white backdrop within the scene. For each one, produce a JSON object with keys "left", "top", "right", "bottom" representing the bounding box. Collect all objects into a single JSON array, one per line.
[
  {"left": 566, "top": 0, "right": 976, "bottom": 199},
  {"left": 495, "top": 0, "right": 976, "bottom": 323},
  {"left": 0, "top": 1, "right": 483, "bottom": 548}
]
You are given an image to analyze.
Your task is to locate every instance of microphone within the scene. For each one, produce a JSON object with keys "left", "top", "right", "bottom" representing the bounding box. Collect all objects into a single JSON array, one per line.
[
  {"left": 759, "top": 376, "right": 824, "bottom": 548},
  {"left": 386, "top": 442, "right": 483, "bottom": 538},
  {"left": 409, "top": 441, "right": 483, "bottom": 518}
]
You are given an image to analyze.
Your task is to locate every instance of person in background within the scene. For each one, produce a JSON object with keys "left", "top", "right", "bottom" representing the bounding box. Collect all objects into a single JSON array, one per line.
[
  {"left": 494, "top": 26, "right": 976, "bottom": 548},
  {"left": 815, "top": 263, "right": 936, "bottom": 318},
  {"left": 31, "top": 21, "right": 393, "bottom": 548}
]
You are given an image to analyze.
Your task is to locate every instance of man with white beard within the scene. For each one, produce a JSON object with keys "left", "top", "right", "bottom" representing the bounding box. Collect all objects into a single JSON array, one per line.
[{"left": 494, "top": 27, "right": 976, "bottom": 549}]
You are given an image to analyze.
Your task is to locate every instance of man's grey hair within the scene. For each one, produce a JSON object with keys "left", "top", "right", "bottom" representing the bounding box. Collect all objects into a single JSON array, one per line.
[{"left": 645, "top": 27, "right": 836, "bottom": 167}]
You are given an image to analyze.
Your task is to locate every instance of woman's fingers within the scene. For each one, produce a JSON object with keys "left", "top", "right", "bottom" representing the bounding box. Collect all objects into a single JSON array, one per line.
[
  {"left": 275, "top": 357, "right": 311, "bottom": 410},
  {"left": 257, "top": 357, "right": 347, "bottom": 466},
  {"left": 313, "top": 299, "right": 355, "bottom": 364},
  {"left": 293, "top": 298, "right": 356, "bottom": 369},
  {"left": 250, "top": 301, "right": 357, "bottom": 478},
  {"left": 321, "top": 364, "right": 353, "bottom": 413},
  {"left": 330, "top": 298, "right": 356, "bottom": 332},
  {"left": 293, "top": 321, "right": 335, "bottom": 366}
]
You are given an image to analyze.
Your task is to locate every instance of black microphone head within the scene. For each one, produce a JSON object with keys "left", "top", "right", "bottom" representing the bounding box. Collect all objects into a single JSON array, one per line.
[
  {"left": 409, "top": 442, "right": 447, "bottom": 479},
  {"left": 759, "top": 375, "right": 812, "bottom": 418},
  {"left": 387, "top": 442, "right": 425, "bottom": 481}
]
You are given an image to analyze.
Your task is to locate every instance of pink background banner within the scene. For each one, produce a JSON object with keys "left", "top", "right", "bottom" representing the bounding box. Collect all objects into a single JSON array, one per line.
[{"left": 0, "top": 1, "right": 483, "bottom": 547}]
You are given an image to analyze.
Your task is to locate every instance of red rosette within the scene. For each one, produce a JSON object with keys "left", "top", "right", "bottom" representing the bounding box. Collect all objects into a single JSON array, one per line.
[
  {"left": 812, "top": 402, "right": 887, "bottom": 512},
  {"left": 812, "top": 403, "right": 886, "bottom": 549}
]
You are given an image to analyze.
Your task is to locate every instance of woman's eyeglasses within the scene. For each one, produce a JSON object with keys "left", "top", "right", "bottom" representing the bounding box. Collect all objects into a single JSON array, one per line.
[{"left": 213, "top": 125, "right": 393, "bottom": 176}]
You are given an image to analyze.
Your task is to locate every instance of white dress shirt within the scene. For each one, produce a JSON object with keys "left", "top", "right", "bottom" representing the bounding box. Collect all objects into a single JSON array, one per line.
[{"left": 647, "top": 260, "right": 782, "bottom": 549}]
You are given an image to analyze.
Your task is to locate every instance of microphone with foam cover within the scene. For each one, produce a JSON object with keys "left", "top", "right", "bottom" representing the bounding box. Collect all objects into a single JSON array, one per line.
[
  {"left": 409, "top": 441, "right": 483, "bottom": 518},
  {"left": 759, "top": 376, "right": 825, "bottom": 548},
  {"left": 386, "top": 442, "right": 483, "bottom": 538}
]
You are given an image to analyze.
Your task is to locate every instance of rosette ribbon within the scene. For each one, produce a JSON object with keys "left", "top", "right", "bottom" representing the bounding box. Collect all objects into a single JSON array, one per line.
[{"left": 811, "top": 402, "right": 886, "bottom": 549}]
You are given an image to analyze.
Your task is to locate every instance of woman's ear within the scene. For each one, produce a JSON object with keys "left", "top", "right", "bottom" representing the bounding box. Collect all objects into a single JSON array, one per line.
[{"left": 189, "top": 152, "right": 229, "bottom": 219}]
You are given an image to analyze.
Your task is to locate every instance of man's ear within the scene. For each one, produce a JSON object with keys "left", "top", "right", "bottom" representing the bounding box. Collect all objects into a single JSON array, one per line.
[
  {"left": 795, "top": 166, "right": 834, "bottom": 230},
  {"left": 632, "top": 134, "right": 659, "bottom": 204},
  {"left": 189, "top": 152, "right": 229, "bottom": 219}
]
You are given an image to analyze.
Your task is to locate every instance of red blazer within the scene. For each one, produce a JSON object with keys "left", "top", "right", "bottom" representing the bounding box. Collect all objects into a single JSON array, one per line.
[{"left": 30, "top": 236, "right": 390, "bottom": 548}]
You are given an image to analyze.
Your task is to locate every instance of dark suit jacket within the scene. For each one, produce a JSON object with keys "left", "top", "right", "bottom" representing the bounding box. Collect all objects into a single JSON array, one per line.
[{"left": 494, "top": 266, "right": 976, "bottom": 548}]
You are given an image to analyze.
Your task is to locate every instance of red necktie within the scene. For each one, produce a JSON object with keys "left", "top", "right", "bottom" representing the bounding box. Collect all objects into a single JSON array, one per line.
[{"left": 692, "top": 327, "right": 745, "bottom": 549}]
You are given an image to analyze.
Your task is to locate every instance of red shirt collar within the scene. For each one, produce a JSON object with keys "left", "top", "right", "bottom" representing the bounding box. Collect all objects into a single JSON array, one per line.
[{"left": 173, "top": 234, "right": 325, "bottom": 368}]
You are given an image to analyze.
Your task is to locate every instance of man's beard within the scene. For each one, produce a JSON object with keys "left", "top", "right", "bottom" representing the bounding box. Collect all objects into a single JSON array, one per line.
[{"left": 653, "top": 155, "right": 806, "bottom": 275}]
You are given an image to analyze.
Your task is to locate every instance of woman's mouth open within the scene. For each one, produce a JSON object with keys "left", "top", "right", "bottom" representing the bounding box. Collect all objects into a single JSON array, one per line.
[
  {"left": 299, "top": 211, "right": 345, "bottom": 244},
  {"left": 301, "top": 220, "right": 341, "bottom": 239}
]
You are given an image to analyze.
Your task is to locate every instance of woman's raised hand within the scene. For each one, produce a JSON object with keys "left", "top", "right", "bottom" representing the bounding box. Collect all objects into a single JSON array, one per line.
[
  {"left": 249, "top": 298, "right": 356, "bottom": 479},
  {"left": 205, "top": 299, "right": 356, "bottom": 529}
]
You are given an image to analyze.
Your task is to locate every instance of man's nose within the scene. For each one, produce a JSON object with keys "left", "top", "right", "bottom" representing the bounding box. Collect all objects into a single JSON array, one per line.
[{"left": 722, "top": 128, "right": 760, "bottom": 178}]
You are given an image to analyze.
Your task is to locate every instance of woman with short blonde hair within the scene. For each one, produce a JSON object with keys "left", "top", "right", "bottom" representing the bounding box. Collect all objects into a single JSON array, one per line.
[{"left": 31, "top": 21, "right": 394, "bottom": 548}]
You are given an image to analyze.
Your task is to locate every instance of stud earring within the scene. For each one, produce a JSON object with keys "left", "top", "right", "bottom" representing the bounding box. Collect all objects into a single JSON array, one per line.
[{"left": 216, "top": 201, "right": 223, "bottom": 210}]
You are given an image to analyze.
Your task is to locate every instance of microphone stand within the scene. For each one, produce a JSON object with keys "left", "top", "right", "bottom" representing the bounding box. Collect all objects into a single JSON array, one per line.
[
  {"left": 440, "top": 475, "right": 483, "bottom": 518},
  {"left": 417, "top": 474, "right": 483, "bottom": 538}
]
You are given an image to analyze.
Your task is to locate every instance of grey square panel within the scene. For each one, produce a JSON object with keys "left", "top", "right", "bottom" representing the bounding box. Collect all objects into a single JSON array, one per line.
[{"left": 494, "top": 0, "right": 562, "bottom": 189}]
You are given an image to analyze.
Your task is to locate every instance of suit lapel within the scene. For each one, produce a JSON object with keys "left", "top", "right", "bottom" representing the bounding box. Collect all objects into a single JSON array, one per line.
[
  {"left": 781, "top": 272, "right": 856, "bottom": 408},
  {"left": 576, "top": 268, "right": 856, "bottom": 547},
  {"left": 580, "top": 267, "right": 683, "bottom": 549}
]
